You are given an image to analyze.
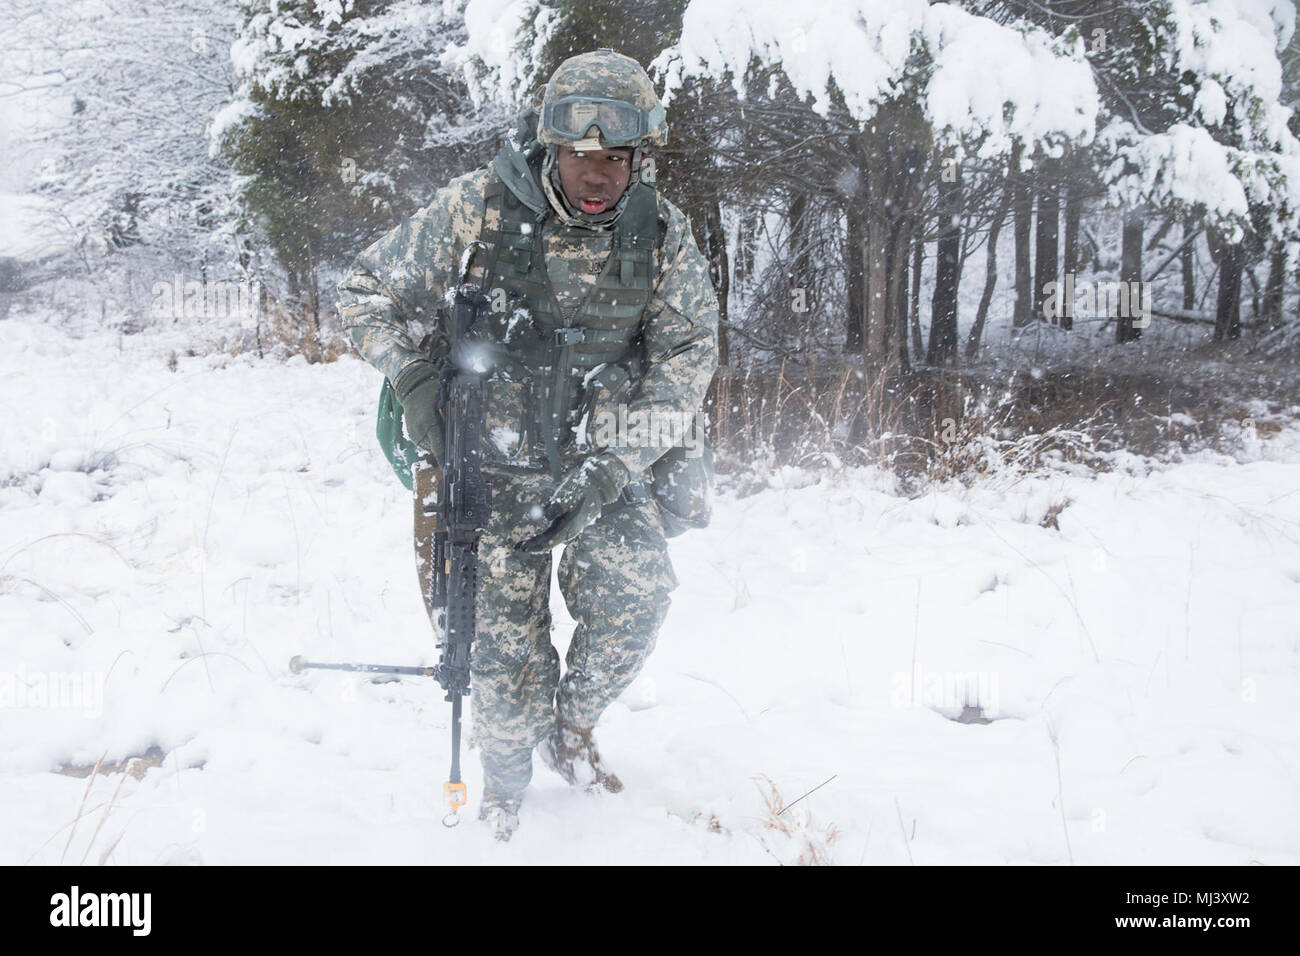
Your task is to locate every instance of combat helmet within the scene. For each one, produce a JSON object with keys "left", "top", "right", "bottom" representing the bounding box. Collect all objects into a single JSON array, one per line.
[{"left": 536, "top": 49, "right": 668, "bottom": 228}]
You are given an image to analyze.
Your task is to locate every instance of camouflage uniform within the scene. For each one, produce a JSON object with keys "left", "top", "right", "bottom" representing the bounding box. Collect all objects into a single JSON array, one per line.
[{"left": 336, "top": 60, "right": 719, "bottom": 801}]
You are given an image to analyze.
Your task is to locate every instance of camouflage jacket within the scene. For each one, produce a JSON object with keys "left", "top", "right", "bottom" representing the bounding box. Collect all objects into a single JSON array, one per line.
[{"left": 336, "top": 150, "right": 719, "bottom": 483}]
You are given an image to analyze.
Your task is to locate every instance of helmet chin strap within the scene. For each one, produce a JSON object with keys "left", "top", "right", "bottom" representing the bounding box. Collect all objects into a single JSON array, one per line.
[{"left": 633, "top": 145, "right": 653, "bottom": 185}]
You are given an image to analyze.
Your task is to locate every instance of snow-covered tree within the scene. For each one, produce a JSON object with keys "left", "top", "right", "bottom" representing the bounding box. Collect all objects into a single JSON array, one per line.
[
  {"left": 215, "top": 0, "right": 499, "bottom": 330},
  {"left": 2, "top": 0, "right": 246, "bottom": 329},
  {"left": 648, "top": 1, "right": 1101, "bottom": 366},
  {"left": 995, "top": 1, "right": 1300, "bottom": 340}
]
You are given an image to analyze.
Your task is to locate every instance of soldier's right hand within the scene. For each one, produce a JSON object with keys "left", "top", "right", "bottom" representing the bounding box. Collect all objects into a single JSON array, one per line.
[{"left": 392, "top": 359, "right": 442, "bottom": 455}]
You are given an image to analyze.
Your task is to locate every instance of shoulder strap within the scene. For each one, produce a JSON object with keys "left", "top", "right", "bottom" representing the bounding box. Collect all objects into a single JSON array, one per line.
[{"left": 478, "top": 176, "right": 507, "bottom": 288}]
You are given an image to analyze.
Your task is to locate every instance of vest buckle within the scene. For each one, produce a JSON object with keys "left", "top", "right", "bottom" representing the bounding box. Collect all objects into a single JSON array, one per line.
[
  {"left": 620, "top": 481, "right": 650, "bottom": 504},
  {"left": 554, "top": 327, "right": 586, "bottom": 346}
]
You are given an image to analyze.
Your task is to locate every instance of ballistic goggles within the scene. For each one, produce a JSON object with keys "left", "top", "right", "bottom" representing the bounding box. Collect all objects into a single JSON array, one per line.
[{"left": 541, "top": 95, "right": 665, "bottom": 146}]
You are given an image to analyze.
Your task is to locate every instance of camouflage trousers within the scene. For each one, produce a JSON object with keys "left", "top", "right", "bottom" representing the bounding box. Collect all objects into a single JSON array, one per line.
[{"left": 469, "top": 469, "right": 677, "bottom": 797}]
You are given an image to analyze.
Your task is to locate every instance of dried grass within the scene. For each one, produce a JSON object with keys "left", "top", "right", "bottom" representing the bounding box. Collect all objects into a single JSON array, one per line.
[
  {"left": 754, "top": 775, "right": 841, "bottom": 866},
  {"left": 229, "top": 299, "right": 350, "bottom": 364}
]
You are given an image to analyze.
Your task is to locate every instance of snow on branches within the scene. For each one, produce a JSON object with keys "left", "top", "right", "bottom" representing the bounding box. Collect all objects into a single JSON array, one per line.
[
  {"left": 650, "top": 0, "right": 1300, "bottom": 244},
  {"left": 1098, "top": 0, "right": 1300, "bottom": 240},
  {"left": 650, "top": 0, "right": 1098, "bottom": 161},
  {"left": 442, "top": 0, "right": 561, "bottom": 109}
]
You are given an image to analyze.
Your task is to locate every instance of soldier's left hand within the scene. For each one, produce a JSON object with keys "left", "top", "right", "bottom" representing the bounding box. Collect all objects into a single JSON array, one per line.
[{"left": 514, "top": 452, "right": 630, "bottom": 552}]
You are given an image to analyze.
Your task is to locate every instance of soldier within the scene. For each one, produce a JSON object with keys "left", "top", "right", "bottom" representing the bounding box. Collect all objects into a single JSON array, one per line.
[{"left": 336, "top": 49, "right": 719, "bottom": 841}]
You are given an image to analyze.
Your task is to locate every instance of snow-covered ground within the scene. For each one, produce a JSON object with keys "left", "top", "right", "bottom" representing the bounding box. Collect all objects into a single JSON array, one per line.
[{"left": 2, "top": 308, "right": 1298, "bottom": 865}]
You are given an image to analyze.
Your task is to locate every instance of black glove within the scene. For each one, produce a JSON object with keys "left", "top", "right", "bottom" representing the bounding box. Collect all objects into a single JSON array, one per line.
[
  {"left": 514, "top": 452, "right": 630, "bottom": 553},
  {"left": 392, "top": 359, "right": 442, "bottom": 457}
]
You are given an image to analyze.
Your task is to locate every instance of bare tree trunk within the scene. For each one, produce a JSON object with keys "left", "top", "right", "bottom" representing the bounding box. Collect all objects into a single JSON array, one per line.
[
  {"left": 704, "top": 198, "right": 731, "bottom": 366},
  {"left": 857, "top": 112, "right": 928, "bottom": 373},
  {"left": 866, "top": 209, "right": 889, "bottom": 360},
  {"left": 1212, "top": 230, "right": 1244, "bottom": 341},
  {"left": 309, "top": 266, "right": 321, "bottom": 335},
  {"left": 845, "top": 201, "right": 865, "bottom": 353},
  {"left": 967, "top": 178, "right": 1014, "bottom": 358},
  {"left": 1117, "top": 209, "right": 1144, "bottom": 343},
  {"left": 1263, "top": 248, "right": 1286, "bottom": 332},
  {"left": 863, "top": 144, "right": 891, "bottom": 363},
  {"left": 1034, "top": 176, "right": 1060, "bottom": 325},
  {"left": 1263, "top": 247, "right": 1284, "bottom": 332},
  {"left": 889, "top": 219, "right": 912, "bottom": 372},
  {"left": 909, "top": 239, "right": 923, "bottom": 360},
  {"left": 1012, "top": 149, "right": 1033, "bottom": 328},
  {"left": 882, "top": 215, "right": 909, "bottom": 368},
  {"left": 927, "top": 168, "right": 962, "bottom": 365},
  {"left": 896, "top": 232, "right": 913, "bottom": 365},
  {"left": 1181, "top": 216, "right": 1197, "bottom": 311},
  {"left": 1061, "top": 184, "right": 1080, "bottom": 331},
  {"left": 1245, "top": 266, "right": 1261, "bottom": 319}
]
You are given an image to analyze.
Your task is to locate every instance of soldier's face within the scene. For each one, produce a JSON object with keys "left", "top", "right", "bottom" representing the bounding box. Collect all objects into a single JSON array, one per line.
[{"left": 556, "top": 145, "right": 634, "bottom": 216}]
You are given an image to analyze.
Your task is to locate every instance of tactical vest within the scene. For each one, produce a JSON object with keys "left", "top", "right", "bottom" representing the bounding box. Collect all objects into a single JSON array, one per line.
[
  {"left": 377, "top": 168, "right": 713, "bottom": 537},
  {"left": 471, "top": 174, "right": 665, "bottom": 480}
]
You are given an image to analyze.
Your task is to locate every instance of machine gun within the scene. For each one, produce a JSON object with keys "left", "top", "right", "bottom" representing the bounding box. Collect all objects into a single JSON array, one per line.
[
  {"left": 291, "top": 249, "right": 495, "bottom": 827},
  {"left": 425, "top": 276, "right": 494, "bottom": 822}
]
